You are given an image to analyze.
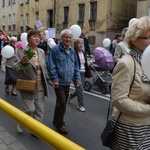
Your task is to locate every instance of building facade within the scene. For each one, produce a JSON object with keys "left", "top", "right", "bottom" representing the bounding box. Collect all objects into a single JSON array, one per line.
[
  {"left": 137, "top": 0, "right": 150, "bottom": 18},
  {"left": 0, "top": 0, "right": 137, "bottom": 50}
]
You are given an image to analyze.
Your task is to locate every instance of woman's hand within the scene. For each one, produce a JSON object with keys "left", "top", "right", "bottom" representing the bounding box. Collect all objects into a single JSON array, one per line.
[{"left": 20, "top": 55, "right": 29, "bottom": 64}]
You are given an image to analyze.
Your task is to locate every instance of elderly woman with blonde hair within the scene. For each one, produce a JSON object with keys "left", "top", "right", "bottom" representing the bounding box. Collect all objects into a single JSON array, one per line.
[{"left": 110, "top": 16, "right": 150, "bottom": 149}]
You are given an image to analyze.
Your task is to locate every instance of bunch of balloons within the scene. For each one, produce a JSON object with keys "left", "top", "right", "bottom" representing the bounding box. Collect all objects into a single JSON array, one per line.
[
  {"left": 47, "top": 38, "right": 56, "bottom": 49},
  {"left": 44, "top": 30, "right": 49, "bottom": 40}
]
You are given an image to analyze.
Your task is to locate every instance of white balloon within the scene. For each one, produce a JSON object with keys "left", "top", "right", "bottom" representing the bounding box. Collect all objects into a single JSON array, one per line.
[
  {"left": 141, "top": 45, "right": 150, "bottom": 78},
  {"left": 49, "top": 41, "right": 56, "bottom": 49},
  {"left": 44, "top": 30, "right": 49, "bottom": 35},
  {"left": 20, "top": 33, "right": 28, "bottom": 44},
  {"left": 47, "top": 38, "right": 54, "bottom": 45},
  {"left": 45, "top": 34, "right": 49, "bottom": 40},
  {"left": 103, "top": 38, "right": 111, "bottom": 47},
  {"left": 69, "top": 24, "right": 81, "bottom": 39},
  {"left": 128, "top": 18, "right": 139, "bottom": 27},
  {"left": 1, "top": 45, "right": 14, "bottom": 58}
]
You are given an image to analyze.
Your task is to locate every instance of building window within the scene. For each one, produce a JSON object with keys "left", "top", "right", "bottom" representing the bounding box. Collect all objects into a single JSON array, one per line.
[
  {"left": 63, "top": 6, "right": 69, "bottom": 29},
  {"left": 12, "top": 13, "right": 16, "bottom": 25},
  {"left": 47, "top": 10, "right": 53, "bottom": 27},
  {"left": 8, "top": 0, "right": 11, "bottom": 5},
  {"left": 26, "top": 14, "right": 29, "bottom": 26},
  {"left": 13, "top": 25, "right": 16, "bottom": 31},
  {"left": 20, "top": 26, "right": 23, "bottom": 33},
  {"left": 25, "top": 0, "right": 29, "bottom": 3},
  {"left": 20, "top": 15, "right": 24, "bottom": 26},
  {"left": 8, "top": 14, "right": 11, "bottom": 25},
  {"left": 2, "top": 16, "right": 5, "bottom": 26},
  {"left": 78, "top": 4, "right": 85, "bottom": 28},
  {"left": 20, "top": 0, "right": 23, "bottom": 5},
  {"left": 2, "top": 26, "right": 5, "bottom": 31},
  {"left": 64, "top": 7, "right": 69, "bottom": 23},
  {"left": 78, "top": 4, "right": 85, "bottom": 22},
  {"left": 35, "top": 12, "right": 39, "bottom": 21},
  {"left": 12, "top": 0, "right": 16, "bottom": 4},
  {"left": 2, "top": 0, "right": 5, "bottom": 7},
  {"left": 90, "top": 1, "right": 97, "bottom": 21},
  {"left": 8, "top": 25, "right": 11, "bottom": 31}
]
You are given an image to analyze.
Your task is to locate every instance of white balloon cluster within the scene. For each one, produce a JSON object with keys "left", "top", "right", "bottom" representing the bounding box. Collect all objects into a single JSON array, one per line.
[
  {"left": 47, "top": 38, "right": 56, "bottom": 49},
  {"left": 44, "top": 30, "right": 49, "bottom": 40},
  {"left": 45, "top": 29, "right": 56, "bottom": 49}
]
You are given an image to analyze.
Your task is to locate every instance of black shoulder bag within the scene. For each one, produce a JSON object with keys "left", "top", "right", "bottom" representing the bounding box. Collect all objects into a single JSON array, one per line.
[{"left": 100, "top": 57, "right": 136, "bottom": 148}]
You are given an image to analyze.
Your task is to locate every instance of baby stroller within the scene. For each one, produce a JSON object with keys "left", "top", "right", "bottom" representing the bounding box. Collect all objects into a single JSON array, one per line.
[{"left": 84, "top": 47, "right": 114, "bottom": 94}]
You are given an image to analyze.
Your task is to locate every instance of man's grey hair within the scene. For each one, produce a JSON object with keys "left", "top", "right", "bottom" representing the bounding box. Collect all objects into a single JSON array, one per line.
[{"left": 61, "top": 29, "right": 73, "bottom": 37}]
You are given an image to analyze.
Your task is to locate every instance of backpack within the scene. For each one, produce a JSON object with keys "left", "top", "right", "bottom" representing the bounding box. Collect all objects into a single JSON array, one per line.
[{"left": 93, "top": 47, "right": 114, "bottom": 69}]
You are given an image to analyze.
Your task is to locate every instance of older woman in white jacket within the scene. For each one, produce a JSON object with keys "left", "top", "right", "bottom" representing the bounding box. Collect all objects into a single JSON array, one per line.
[{"left": 111, "top": 16, "right": 150, "bottom": 149}]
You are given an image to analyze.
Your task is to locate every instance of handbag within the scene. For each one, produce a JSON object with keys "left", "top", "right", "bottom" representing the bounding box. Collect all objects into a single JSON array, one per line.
[
  {"left": 100, "top": 56, "right": 136, "bottom": 148},
  {"left": 85, "top": 62, "right": 92, "bottom": 78},
  {"left": 16, "top": 79, "right": 37, "bottom": 93}
]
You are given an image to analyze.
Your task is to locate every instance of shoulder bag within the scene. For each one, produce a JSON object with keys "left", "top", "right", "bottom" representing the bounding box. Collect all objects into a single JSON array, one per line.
[{"left": 16, "top": 79, "right": 37, "bottom": 93}]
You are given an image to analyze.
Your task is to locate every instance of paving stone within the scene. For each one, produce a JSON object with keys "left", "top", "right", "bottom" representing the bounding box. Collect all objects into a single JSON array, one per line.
[{"left": 0, "top": 143, "right": 8, "bottom": 150}]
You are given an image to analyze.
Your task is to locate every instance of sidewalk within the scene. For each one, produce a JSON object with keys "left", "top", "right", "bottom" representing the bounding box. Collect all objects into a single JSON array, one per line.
[{"left": 0, "top": 125, "right": 28, "bottom": 150}]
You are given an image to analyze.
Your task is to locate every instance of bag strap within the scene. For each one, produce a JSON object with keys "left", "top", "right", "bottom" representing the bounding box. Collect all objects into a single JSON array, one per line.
[{"left": 106, "top": 56, "right": 136, "bottom": 123}]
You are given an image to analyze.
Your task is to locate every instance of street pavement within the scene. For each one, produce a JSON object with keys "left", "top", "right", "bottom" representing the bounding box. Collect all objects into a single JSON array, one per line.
[
  {"left": 0, "top": 67, "right": 110, "bottom": 150},
  {"left": 0, "top": 125, "right": 28, "bottom": 150}
]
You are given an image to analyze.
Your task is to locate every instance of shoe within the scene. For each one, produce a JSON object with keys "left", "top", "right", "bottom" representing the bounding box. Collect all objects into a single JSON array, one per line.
[
  {"left": 5, "top": 87, "right": 9, "bottom": 95},
  {"left": 5, "top": 90, "right": 9, "bottom": 95},
  {"left": 17, "top": 124, "right": 23, "bottom": 134},
  {"left": 77, "top": 106, "right": 86, "bottom": 112},
  {"left": 31, "top": 133, "right": 39, "bottom": 139},
  {"left": 67, "top": 94, "right": 72, "bottom": 103},
  {"left": 11, "top": 91, "right": 17, "bottom": 96},
  {"left": 57, "top": 124, "right": 68, "bottom": 134}
]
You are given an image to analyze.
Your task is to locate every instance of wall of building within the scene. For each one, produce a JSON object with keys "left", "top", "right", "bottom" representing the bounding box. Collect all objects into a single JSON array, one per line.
[
  {"left": 0, "top": 0, "right": 137, "bottom": 52},
  {"left": 137, "top": 0, "right": 150, "bottom": 18}
]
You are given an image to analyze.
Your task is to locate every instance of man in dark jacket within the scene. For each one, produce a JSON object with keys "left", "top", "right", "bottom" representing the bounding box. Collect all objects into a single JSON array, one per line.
[{"left": 80, "top": 27, "right": 92, "bottom": 58}]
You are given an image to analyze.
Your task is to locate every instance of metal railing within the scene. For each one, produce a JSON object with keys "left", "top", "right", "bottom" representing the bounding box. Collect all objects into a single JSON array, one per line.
[{"left": 0, "top": 98, "right": 86, "bottom": 150}]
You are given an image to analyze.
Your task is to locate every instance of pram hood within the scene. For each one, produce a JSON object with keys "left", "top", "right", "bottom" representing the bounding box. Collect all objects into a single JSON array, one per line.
[{"left": 93, "top": 47, "right": 114, "bottom": 69}]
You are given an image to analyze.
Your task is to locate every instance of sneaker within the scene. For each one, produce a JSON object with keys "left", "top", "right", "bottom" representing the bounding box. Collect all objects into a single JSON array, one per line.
[
  {"left": 67, "top": 94, "right": 72, "bottom": 103},
  {"left": 17, "top": 124, "right": 23, "bottom": 134},
  {"left": 77, "top": 106, "right": 86, "bottom": 112}
]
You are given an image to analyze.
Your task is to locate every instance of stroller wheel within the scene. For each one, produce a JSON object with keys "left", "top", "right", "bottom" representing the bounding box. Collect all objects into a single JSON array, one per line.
[
  {"left": 100, "top": 87, "right": 108, "bottom": 95},
  {"left": 84, "top": 81, "right": 92, "bottom": 91}
]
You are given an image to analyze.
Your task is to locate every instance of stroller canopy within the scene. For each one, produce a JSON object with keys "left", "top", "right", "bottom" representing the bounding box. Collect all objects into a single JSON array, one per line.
[{"left": 93, "top": 47, "right": 114, "bottom": 69}]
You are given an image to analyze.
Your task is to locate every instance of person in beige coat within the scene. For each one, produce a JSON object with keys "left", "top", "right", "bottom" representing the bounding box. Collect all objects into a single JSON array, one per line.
[
  {"left": 113, "top": 27, "right": 130, "bottom": 63},
  {"left": 15, "top": 30, "right": 49, "bottom": 135},
  {"left": 111, "top": 16, "right": 150, "bottom": 149}
]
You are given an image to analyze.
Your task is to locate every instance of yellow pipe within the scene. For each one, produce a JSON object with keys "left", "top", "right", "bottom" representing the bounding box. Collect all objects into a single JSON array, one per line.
[{"left": 0, "top": 98, "right": 85, "bottom": 150}]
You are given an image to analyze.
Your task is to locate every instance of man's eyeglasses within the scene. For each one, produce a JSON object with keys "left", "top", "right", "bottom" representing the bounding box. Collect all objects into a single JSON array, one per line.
[{"left": 138, "top": 36, "right": 150, "bottom": 40}]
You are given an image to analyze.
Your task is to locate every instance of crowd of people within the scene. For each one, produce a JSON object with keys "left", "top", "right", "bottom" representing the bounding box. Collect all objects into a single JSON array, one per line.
[
  {"left": 1, "top": 16, "right": 150, "bottom": 149},
  {"left": 0, "top": 26, "right": 92, "bottom": 135}
]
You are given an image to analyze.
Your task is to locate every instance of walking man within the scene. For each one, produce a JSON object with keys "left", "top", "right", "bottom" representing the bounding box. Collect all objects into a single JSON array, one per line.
[{"left": 47, "top": 29, "right": 81, "bottom": 134}]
